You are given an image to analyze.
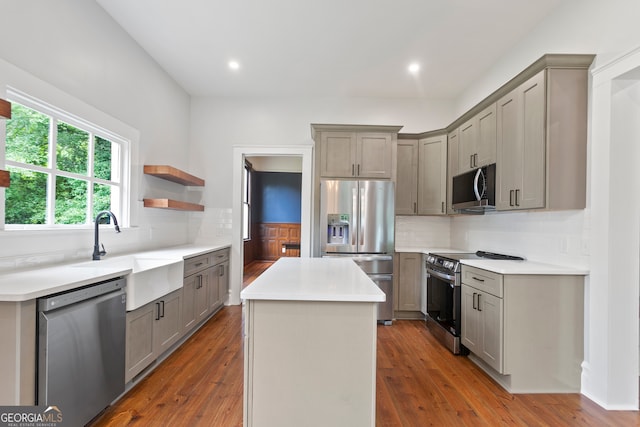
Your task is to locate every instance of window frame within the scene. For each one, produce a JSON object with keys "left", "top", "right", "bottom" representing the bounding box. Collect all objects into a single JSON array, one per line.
[{"left": 3, "top": 88, "right": 131, "bottom": 230}]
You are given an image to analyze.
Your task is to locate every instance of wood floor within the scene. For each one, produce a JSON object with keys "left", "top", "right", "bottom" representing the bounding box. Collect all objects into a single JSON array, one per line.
[{"left": 92, "top": 261, "right": 640, "bottom": 427}]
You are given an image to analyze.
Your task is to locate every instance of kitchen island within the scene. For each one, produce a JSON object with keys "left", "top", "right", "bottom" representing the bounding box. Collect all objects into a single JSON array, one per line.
[{"left": 240, "top": 257, "right": 385, "bottom": 427}]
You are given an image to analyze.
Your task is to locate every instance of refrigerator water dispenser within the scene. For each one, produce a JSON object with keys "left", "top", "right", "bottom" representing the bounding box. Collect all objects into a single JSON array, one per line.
[{"left": 327, "top": 213, "right": 350, "bottom": 245}]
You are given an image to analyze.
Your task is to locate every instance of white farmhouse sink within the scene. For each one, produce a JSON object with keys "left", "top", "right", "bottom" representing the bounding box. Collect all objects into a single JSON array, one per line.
[{"left": 74, "top": 255, "right": 183, "bottom": 311}]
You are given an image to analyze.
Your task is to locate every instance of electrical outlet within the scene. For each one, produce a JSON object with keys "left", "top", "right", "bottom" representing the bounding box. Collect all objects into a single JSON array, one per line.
[{"left": 282, "top": 247, "right": 286, "bottom": 253}]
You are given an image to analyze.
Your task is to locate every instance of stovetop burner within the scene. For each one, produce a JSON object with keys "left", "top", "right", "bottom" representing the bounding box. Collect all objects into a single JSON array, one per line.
[{"left": 426, "top": 251, "right": 524, "bottom": 274}]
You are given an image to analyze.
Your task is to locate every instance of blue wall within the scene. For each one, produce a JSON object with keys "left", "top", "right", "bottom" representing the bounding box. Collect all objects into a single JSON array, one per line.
[{"left": 252, "top": 172, "right": 301, "bottom": 223}]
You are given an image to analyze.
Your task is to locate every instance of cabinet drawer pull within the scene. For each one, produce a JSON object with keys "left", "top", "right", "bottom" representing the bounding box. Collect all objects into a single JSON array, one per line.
[
  {"left": 194, "top": 262, "right": 204, "bottom": 267},
  {"left": 472, "top": 276, "right": 485, "bottom": 282}
]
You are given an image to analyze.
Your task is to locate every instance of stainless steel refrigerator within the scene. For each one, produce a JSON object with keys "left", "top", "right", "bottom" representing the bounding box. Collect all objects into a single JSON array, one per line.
[{"left": 320, "top": 180, "right": 395, "bottom": 323}]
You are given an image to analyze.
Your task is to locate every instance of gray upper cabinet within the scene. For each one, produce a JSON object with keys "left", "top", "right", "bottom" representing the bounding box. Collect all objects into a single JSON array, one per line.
[
  {"left": 417, "top": 134, "right": 447, "bottom": 215},
  {"left": 446, "top": 129, "right": 459, "bottom": 214},
  {"left": 496, "top": 66, "right": 588, "bottom": 211},
  {"left": 312, "top": 124, "right": 402, "bottom": 180},
  {"left": 395, "top": 134, "right": 447, "bottom": 216},
  {"left": 319, "top": 132, "right": 357, "bottom": 178},
  {"left": 357, "top": 132, "right": 394, "bottom": 178},
  {"left": 496, "top": 71, "right": 545, "bottom": 210},
  {"left": 458, "top": 103, "right": 497, "bottom": 174},
  {"left": 395, "top": 139, "right": 418, "bottom": 215},
  {"left": 319, "top": 131, "right": 392, "bottom": 178}
]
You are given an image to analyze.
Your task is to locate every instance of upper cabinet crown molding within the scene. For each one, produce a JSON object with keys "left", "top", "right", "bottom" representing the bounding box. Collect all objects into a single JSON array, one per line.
[
  {"left": 143, "top": 165, "right": 205, "bottom": 186},
  {"left": 398, "top": 54, "right": 595, "bottom": 141},
  {"left": 0, "top": 98, "right": 10, "bottom": 119},
  {"left": 447, "top": 54, "right": 595, "bottom": 132},
  {"left": 310, "top": 124, "right": 403, "bottom": 141}
]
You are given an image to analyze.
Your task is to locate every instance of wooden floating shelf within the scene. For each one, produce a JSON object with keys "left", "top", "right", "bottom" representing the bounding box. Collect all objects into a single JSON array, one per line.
[
  {"left": 143, "top": 198, "right": 205, "bottom": 211},
  {"left": 0, "top": 170, "right": 9, "bottom": 188},
  {"left": 143, "top": 165, "right": 204, "bottom": 186},
  {"left": 0, "top": 98, "right": 11, "bottom": 119}
]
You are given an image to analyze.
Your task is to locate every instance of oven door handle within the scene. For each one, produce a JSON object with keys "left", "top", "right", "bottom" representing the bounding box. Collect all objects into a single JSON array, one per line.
[{"left": 426, "top": 268, "right": 456, "bottom": 282}]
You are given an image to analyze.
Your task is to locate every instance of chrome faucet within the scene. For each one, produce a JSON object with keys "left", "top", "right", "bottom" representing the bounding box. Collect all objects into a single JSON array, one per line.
[{"left": 93, "top": 210, "right": 121, "bottom": 260}]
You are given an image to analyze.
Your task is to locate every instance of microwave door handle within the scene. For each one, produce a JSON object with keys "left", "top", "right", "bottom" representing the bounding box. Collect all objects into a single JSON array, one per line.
[{"left": 473, "top": 168, "right": 483, "bottom": 201}]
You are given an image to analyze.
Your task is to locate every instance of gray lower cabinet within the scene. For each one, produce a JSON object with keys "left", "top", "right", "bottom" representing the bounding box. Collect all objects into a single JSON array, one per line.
[
  {"left": 460, "top": 265, "right": 584, "bottom": 393},
  {"left": 184, "top": 248, "right": 230, "bottom": 333},
  {"left": 125, "top": 289, "right": 182, "bottom": 383},
  {"left": 126, "top": 247, "right": 231, "bottom": 384},
  {"left": 209, "top": 260, "right": 229, "bottom": 312},
  {"left": 183, "top": 267, "right": 210, "bottom": 333},
  {"left": 395, "top": 252, "right": 423, "bottom": 316}
]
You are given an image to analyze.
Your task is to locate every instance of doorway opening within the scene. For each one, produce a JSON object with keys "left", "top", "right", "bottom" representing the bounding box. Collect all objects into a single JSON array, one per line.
[
  {"left": 231, "top": 145, "right": 313, "bottom": 305},
  {"left": 242, "top": 156, "right": 303, "bottom": 288}
]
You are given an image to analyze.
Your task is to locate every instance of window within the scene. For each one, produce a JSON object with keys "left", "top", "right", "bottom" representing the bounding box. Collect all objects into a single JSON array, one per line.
[
  {"left": 242, "top": 160, "right": 252, "bottom": 240},
  {"left": 4, "top": 90, "right": 127, "bottom": 227}
]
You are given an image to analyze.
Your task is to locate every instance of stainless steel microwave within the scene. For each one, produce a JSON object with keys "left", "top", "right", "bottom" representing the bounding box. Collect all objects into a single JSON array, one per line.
[{"left": 452, "top": 163, "right": 496, "bottom": 213}]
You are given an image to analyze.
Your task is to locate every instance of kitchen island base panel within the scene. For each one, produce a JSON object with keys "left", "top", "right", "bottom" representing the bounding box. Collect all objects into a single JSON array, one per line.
[
  {"left": 0, "top": 300, "right": 36, "bottom": 405},
  {"left": 244, "top": 299, "right": 377, "bottom": 427}
]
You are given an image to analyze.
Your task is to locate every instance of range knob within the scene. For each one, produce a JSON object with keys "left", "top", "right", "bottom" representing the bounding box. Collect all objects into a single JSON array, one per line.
[{"left": 443, "top": 261, "right": 452, "bottom": 270}]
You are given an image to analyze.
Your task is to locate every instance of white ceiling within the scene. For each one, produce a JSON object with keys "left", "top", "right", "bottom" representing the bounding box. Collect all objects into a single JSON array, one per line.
[{"left": 96, "top": 0, "right": 562, "bottom": 99}]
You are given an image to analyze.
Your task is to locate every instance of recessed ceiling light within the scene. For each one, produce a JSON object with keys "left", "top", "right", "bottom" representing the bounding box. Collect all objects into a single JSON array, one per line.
[
  {"left": 228, "top": 60, "right": 240, "bottom": 70},
  {"left": 408, "top": 63, "right": 420, "bottom": 74}
]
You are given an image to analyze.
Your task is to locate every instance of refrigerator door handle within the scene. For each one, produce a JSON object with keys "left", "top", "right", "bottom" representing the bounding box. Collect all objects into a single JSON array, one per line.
[
  {"left": 352, "top": 187, "right": 358, "bottom": 246},
  {"left": 360, "top": 188, "right": 365, "bottom": 246}
]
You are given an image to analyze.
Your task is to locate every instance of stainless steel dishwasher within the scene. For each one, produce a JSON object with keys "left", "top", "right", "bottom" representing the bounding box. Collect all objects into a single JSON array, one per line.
[{"left": 37, "top": 277, "right": 126, "bottom": 426}]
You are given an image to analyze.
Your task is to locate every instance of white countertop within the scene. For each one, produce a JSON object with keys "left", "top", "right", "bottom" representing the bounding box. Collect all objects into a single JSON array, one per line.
[
  {"left": 241, "top": 257, "right": 385, "bottom": 303},
  {"left": 0, "top": 243, "right": 231, "bottom": 302},
  {"left": 461, "top": 259, "right": 589, "bottom": 275},
  {"left": 394, "top": 246, "right": 468, "bottom": 254}
]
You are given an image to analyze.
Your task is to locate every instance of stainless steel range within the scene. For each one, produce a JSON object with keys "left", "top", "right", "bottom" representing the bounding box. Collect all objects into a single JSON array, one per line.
[{"left": 424, "top": 251, "right": 523, "bottom": 354}]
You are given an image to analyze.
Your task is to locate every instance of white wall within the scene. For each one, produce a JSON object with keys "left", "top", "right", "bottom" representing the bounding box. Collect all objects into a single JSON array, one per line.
[
  {"left": 187, "top": 95, "right": 455, "bottom": 243},
  {"left": 0, "top": 0, "right": 194, "bottom": 270}
]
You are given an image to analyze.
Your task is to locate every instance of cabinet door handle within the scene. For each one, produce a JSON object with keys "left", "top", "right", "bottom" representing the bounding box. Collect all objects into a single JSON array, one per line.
[
  {"left": 472, "top": 276, "right": 485, "bottom": 282},
  {"left": 474, "top": 153, "right": 478, "bottom": 167},
  {"left": 515, "top": 189, "right": 520, "bottom": 207},
  {"left": 413, "top": 202, "right": 417, "bottom": 214},
  {"left": 470, "top": 154, "right": 473, "bottom": 169},
  {"left": 441, "top": 201, "right": 445, "bottom": 213},
  {"left": 477, "top": 294, "right": 482, "bottom": 312},
  {"left": 352, "top": 164, "right": 355, "bottom": 176},
  {"left": 155, "top": 302, "right": 161, "bottom": 321},
  {"left": 509, "top": 190, "right": 515, "bottom": 206},
  {"left": 160, "top": 300, "right": 165, "bottom": 318},
  {"left": 357, "top": 164, "right": 360, "bottom": 176},
  {"left": 472, "top": 292, "right": 477, "bottom": 310},
  {"left": 219, "top": 265, "right": 225, "bottom": 277}
]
